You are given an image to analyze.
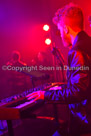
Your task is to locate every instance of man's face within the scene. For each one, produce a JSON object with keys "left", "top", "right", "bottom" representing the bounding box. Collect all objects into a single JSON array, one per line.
[{"left": 57, "top": 23, "right": 71, "bottom": 47}]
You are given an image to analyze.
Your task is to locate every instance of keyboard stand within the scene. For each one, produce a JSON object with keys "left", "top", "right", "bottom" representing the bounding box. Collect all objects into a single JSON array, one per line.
[{"left": 7, "top": 120, "right": 14, "bottom": 136}]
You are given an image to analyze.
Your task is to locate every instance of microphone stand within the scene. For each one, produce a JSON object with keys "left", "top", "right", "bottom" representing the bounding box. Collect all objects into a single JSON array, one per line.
[{"left": 51, "top": 47, "right": 66, "bottom": 82}]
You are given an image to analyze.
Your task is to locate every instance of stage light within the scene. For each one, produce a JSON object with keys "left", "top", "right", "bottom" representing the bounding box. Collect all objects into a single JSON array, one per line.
[
  {"left": 43, "top": 24, "right": 50, "bottom": 31},
  {"left": 45, "top": 38, "right": 51, "bottom": 45}
]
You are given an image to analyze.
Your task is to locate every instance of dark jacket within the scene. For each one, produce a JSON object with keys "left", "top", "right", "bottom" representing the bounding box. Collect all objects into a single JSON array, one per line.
[{"left": 44, "top": 31, "right": 91, "bottom": 125}]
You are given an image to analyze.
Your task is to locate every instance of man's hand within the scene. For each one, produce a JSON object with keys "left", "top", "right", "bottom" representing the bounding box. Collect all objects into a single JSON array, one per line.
[{"left": 26, "top": 91, "right": 45, "bottom": 102}]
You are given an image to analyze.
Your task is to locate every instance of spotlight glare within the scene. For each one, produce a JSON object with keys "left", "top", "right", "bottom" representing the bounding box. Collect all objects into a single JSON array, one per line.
[
  {"left": 43, "top": 24, "right": 50, "bottom": 31},
  {"left": 45, "top": 38, "right": 51, "bottom": 45}
]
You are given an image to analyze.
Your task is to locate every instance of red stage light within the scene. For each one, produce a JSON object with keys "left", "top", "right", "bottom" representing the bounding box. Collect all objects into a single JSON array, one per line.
[
  {"left": 43, "top": 24, "right": 50, "bottom": 31},
  {"left": 45, "top": 38, "right": 51, "bottom": 45}
]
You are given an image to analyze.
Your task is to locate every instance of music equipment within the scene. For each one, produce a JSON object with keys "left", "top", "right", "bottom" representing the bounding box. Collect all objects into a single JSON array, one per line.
[
  {"left": 0, "top": 82, "right": 67, "bottom": 136},
  {"left": 0, "top": 82, "right": 65, "bottom": 120},
  {"left": 51, "top": 47, "right": 66, "bottom": 82}
]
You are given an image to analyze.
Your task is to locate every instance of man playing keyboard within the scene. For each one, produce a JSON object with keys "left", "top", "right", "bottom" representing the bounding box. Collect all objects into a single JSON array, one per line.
[{"left": 27, "top": 3, "right": 91, "bottom": 136}]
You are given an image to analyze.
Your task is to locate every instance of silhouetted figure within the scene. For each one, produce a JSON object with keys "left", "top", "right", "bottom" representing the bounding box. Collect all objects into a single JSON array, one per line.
[{"left": 7, "top": 51, "right": 30, "bottom": 95}]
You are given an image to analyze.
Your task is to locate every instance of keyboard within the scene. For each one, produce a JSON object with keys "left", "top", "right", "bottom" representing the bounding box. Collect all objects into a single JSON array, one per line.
[{"left": 0, "top": 82, "right": 65, "bottom": 120}]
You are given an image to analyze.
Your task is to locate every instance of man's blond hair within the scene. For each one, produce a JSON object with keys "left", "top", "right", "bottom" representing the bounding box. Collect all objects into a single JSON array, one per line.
[{"left": 53, "top": 3, "right": 84, "bottom": 31}]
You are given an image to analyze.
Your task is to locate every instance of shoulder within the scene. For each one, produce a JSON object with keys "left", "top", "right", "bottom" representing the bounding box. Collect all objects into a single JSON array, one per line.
[{"left": 68, "top": 49, "right": 88, "bottom": 66}]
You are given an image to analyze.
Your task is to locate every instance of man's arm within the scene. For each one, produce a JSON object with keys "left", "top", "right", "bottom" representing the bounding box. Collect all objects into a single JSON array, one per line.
[
  {"left": 27, "top": 50, "right": 90, "bottom": 104},
  {"left": 44, "top": 50, "right": 90, "bottom": 103}
]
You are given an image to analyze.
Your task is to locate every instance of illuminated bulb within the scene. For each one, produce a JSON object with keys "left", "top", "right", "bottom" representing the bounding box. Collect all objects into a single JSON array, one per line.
[
  {"left": 43, "top": 24, "right": 50, "bottom": 31},
  {"left": 45, "top": 38, "right": 51, "bottom": 45}
]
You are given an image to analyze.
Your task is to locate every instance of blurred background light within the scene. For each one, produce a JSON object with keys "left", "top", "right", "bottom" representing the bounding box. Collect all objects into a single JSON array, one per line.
[
  {"left": 43, "top": 24, "right": 50, "bottom": 31},
  {"left": 45, "top": 38, "right": 51, "bottom": 45}
]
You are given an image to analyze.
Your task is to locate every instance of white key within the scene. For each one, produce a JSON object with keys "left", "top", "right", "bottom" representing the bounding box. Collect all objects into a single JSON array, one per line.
[{"left": 15, "top": 100, "right": 35, "bottom": 109}]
